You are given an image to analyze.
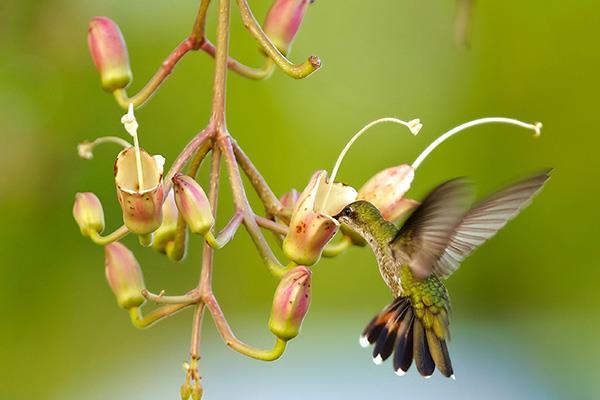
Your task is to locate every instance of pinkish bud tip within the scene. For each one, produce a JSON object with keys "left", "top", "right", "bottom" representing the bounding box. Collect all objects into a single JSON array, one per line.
[
  {"left": 172, "top": 173, "right": 215, "bottom": 236},
  {"left": 73, "top": 192, "right": 105, "bottom": 236},
  {"left": 264, "top": 0, "right": 312, "bottom": 55},
  {"left": 104, "top": 242, "right": 146, "bottom": 309},
  {"left": 269, "top": 266, "right": 312, "bottom": 340},
  {"left": 88, "top": 16, "right": 132, "bottom": 92}
]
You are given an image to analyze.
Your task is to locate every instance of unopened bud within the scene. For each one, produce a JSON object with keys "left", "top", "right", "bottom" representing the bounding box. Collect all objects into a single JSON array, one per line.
[
  {"left": 88, "top": 17, "right": 132, "bottom": 92},
  {"left": 153, "top": 190, "right": 179, "bottom": 253},
  {"left": 104, "top": 242, "right": 146, "bottom": 309},
  {"left": 114, "top": 147, "right": 165, "bottom": 235},
  {"left": 73, "top": 192, "right": 105, "bottom": 236},
  {"left": 191, "top": 383, "right": 203, "bottom": 400},
  {"left": 264, "top": 0, "right": 312, "bottom": 55},
  {"left": 269, "top": 266, "right": 312, "bottom": 340},
  {"left": 172, "top": 174, "right": 214, "bottom": 235},
  {"left": 180, "top": 382, "right": 192, "bottom": 400}
]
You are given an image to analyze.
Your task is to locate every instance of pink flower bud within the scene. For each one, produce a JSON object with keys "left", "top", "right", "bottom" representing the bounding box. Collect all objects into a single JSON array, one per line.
[
  {"left": 73, "top": 192, "right": 105, "bottom": 236},
  {"left": 88, "top": 17, "right": 133, "bottom": 92},
  {"left": 358, "top": 164, "right": 418, "bottom": 222},
  {"left": 269, "top": 266, "right": 312, "bottom": 340},
  {"left": 283, "top": 171, "right": 356, "bottom": 265},
  {"left": 104, "top": 242, "right": 146, "bottom": 309},
  {"left": 264, "top": 0, "right": 312, "bottom": 55},
  {"left": 114, "top": 147, "right": 165, "bottom": 235},
  {"left": 172, "top": 173, "right": 215, "bottom": 235}
]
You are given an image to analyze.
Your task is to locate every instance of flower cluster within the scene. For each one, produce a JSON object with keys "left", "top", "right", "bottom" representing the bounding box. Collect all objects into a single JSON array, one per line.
[{"left": 75, "top": 0, "right": 542, "bottom": 398}]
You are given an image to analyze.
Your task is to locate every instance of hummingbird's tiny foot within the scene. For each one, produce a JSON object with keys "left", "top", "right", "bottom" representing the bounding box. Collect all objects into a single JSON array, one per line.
[
  {"left": 394, "top": 369, "right": 406, "bottom": 377},
  {"left": 450, "top": 374, "right": 456, "bottom": 380},
  {"left": 373, "top": 354, "right": 383, "bottom": 365},
  {"left": 359, "top": 336, "right": 369, "bottom": 348}
]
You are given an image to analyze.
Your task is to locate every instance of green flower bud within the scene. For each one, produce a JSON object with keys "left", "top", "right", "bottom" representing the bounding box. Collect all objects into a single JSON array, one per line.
[
  {"left": 180, "top": 382, "right": 192, "bottom": 400},
  {"left": 153, "top": 190, "right": 179, "bottom": 253},
  {"left": 269, "top": 266, "right": 312, "bottom": 340},
  {"left": 172, "top": 173, "right": 215, "bottom": 235},
  {"left": 104, "top": 242, "right": 146, "bottom": 309},
  {"left": 88, "top": 17, "right": 133, "bottom": 92},
  {"left": 73, "top": 192, "right": 105, "bottom": 237}
]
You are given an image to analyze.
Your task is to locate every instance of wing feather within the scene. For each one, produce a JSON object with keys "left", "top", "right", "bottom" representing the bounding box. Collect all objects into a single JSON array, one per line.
[{"left": 434, "top": 169, "right": 552, "bottom": 278}]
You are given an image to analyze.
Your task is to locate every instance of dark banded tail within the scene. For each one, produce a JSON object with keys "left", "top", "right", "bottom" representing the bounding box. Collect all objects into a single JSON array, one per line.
[{"left": 360, "top": 296, "right": 454, "bottom": 379}]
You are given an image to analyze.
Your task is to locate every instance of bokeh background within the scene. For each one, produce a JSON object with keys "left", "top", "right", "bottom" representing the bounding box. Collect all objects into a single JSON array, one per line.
[{"left": 2, "top": 0, "right": 599, "bottom": 398}]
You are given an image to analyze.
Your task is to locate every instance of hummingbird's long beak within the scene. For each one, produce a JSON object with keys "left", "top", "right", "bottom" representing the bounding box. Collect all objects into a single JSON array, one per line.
[{"left": 332, "top": 211, "right": 343, "bottom": 221}]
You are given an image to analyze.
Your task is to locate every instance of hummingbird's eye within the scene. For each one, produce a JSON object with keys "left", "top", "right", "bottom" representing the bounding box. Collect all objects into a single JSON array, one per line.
[{"left": 344, "top": 207, "right": 353, "bottom": 216}]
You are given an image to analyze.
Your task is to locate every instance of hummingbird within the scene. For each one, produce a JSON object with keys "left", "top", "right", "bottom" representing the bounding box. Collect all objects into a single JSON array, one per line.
[{"left": 334, "top": 170, "right": 551, "bottom": 378}]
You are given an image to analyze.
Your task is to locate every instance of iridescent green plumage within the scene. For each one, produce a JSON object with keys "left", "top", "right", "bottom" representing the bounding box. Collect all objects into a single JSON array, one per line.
[{"left": 335, "top": 170, "right": 551, "bottom": 378}]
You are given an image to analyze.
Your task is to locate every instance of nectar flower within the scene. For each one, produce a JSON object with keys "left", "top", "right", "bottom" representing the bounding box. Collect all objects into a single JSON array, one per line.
[
  {"left": 269, "top": 266, "right": 312, "bottom": 340},
  {"left": 104, "top": 242, "right": 146, "bottom": 309},
  {"left": 88, "top": 17, "right": 132, "bottom": 92},
  {"left": 358, "top": 164, "right": 418, "bottom": 222},
  {"left": 264, "top": 0, "right": 312, "bottom": 55},
  {"left": 114, "top": 147, "right": 165, "bottom": 235},
  {"left": 283, "top": 170, "right": 356, "bottom": 265},
  {"left": 73, "top": 192, "right": 105, "bottom": 236},
  {"left": 172, "top": 173, "right": 215, "bottom": 236}
]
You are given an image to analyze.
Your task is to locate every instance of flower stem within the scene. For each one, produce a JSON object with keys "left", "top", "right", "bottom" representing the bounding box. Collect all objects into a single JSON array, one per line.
[
  {"left": 411, "top": 117, "right": 542, "bottom": 170},
  {"left": 210, "top": 0, "right": 231, "bottom": 128},
  {"left": 129, "top": 303, "right": 193, "bottom": 329},
  {"left": 113, "top": 39, "right": 194, "bottom": 109},
  {"left": 88, "top": 225, "right": 129, "bottom": 245},
  {"left": 200, "top": 40, "right": 276, "bottom": 80},
  {"left": 204, "top": 211, "right": 244, "bottom": 249},
  {"left": 323, "top": 235, "right": 353, "bottom": 257},
  {"left": 204, "top": 293, "right": 287, "bottom": 361},
  {"left": 235, "top": 0, "right": 320, "bottom": 79},
  {"left": 221, "top": 136, "right": 287, "bottom": 278},
  {"left": 232, "top": 140, "right": 285, "bottom": 217}
]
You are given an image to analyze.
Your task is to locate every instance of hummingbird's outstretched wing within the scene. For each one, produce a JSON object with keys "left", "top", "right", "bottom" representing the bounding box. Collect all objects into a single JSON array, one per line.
[
  {"left": 391, "top": 178, "right": 474, "bottom": 279},
  {"left": 433, "top": 169, "right": 552, "bottom": 278}
]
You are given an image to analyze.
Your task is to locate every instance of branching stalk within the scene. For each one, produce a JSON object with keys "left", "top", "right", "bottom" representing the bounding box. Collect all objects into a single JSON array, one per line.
[{"left": 235, "top": 0, "right": 320, "bottom": 79}]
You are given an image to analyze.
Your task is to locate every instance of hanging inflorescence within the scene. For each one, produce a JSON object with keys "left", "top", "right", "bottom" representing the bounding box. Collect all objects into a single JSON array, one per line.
[{"left": 74, "top": 1, "right": 540, "bottom": 398}]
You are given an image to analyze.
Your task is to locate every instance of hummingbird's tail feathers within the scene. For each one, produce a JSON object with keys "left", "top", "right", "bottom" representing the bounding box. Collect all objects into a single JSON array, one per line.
[{"left": 361, "top": 296, "right": 454, "bottom": 378}]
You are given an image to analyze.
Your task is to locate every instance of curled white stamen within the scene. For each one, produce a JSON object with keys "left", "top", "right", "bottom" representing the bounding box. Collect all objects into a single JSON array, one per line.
[
  {"left": 77, "top": 136, "right": 132, "bottom": 160},
  {"left": 121, "top": 103, "right": 144, "bottom": 190},
  {"left": 411, "top": 117, "right": 542, "bottom": 170},
  {"left": 321, "top": 117, "right": 422, "bottom": 212}
]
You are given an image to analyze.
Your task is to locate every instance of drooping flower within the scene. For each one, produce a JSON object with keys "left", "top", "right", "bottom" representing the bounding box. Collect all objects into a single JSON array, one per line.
[
  {"left": 104, "top": 242, "right": 146, "bottom": 309},
  {"left": 282, "top": 170, "right": 357, "bottom": 265},
  {"left": 172, "top": 173, "right": 215, "bottom": 236},
  {"left": 358, "top": 164, "right": 418, "bottom": 222},
  {"left": 114, "top": 147, "right": 165, "bottom": 235},
  {"left": 88, "top": 17, "right": 132, "bottom": 92},
  {"left": 264, "top": 0, "right": 313, "bottom": 55},
  {"left": 73, "top": 192, "right": 105, "bottom": 237},
  {"left": 152, "top": 190, "right": 186, "bottom": 259},
  {"left": 269, "top": 266, "right": 312, "bottom": 340}
]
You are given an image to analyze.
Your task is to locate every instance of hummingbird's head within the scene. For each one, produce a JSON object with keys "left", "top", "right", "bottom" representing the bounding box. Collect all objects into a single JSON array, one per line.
[{"left": 334, "top": 200, "right": 385, "bottom": 236}]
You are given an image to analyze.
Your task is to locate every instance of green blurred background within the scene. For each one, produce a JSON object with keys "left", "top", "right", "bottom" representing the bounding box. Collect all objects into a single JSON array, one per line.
[{"left": 2, "top": 0, "right": 599, "bottom": 398}]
